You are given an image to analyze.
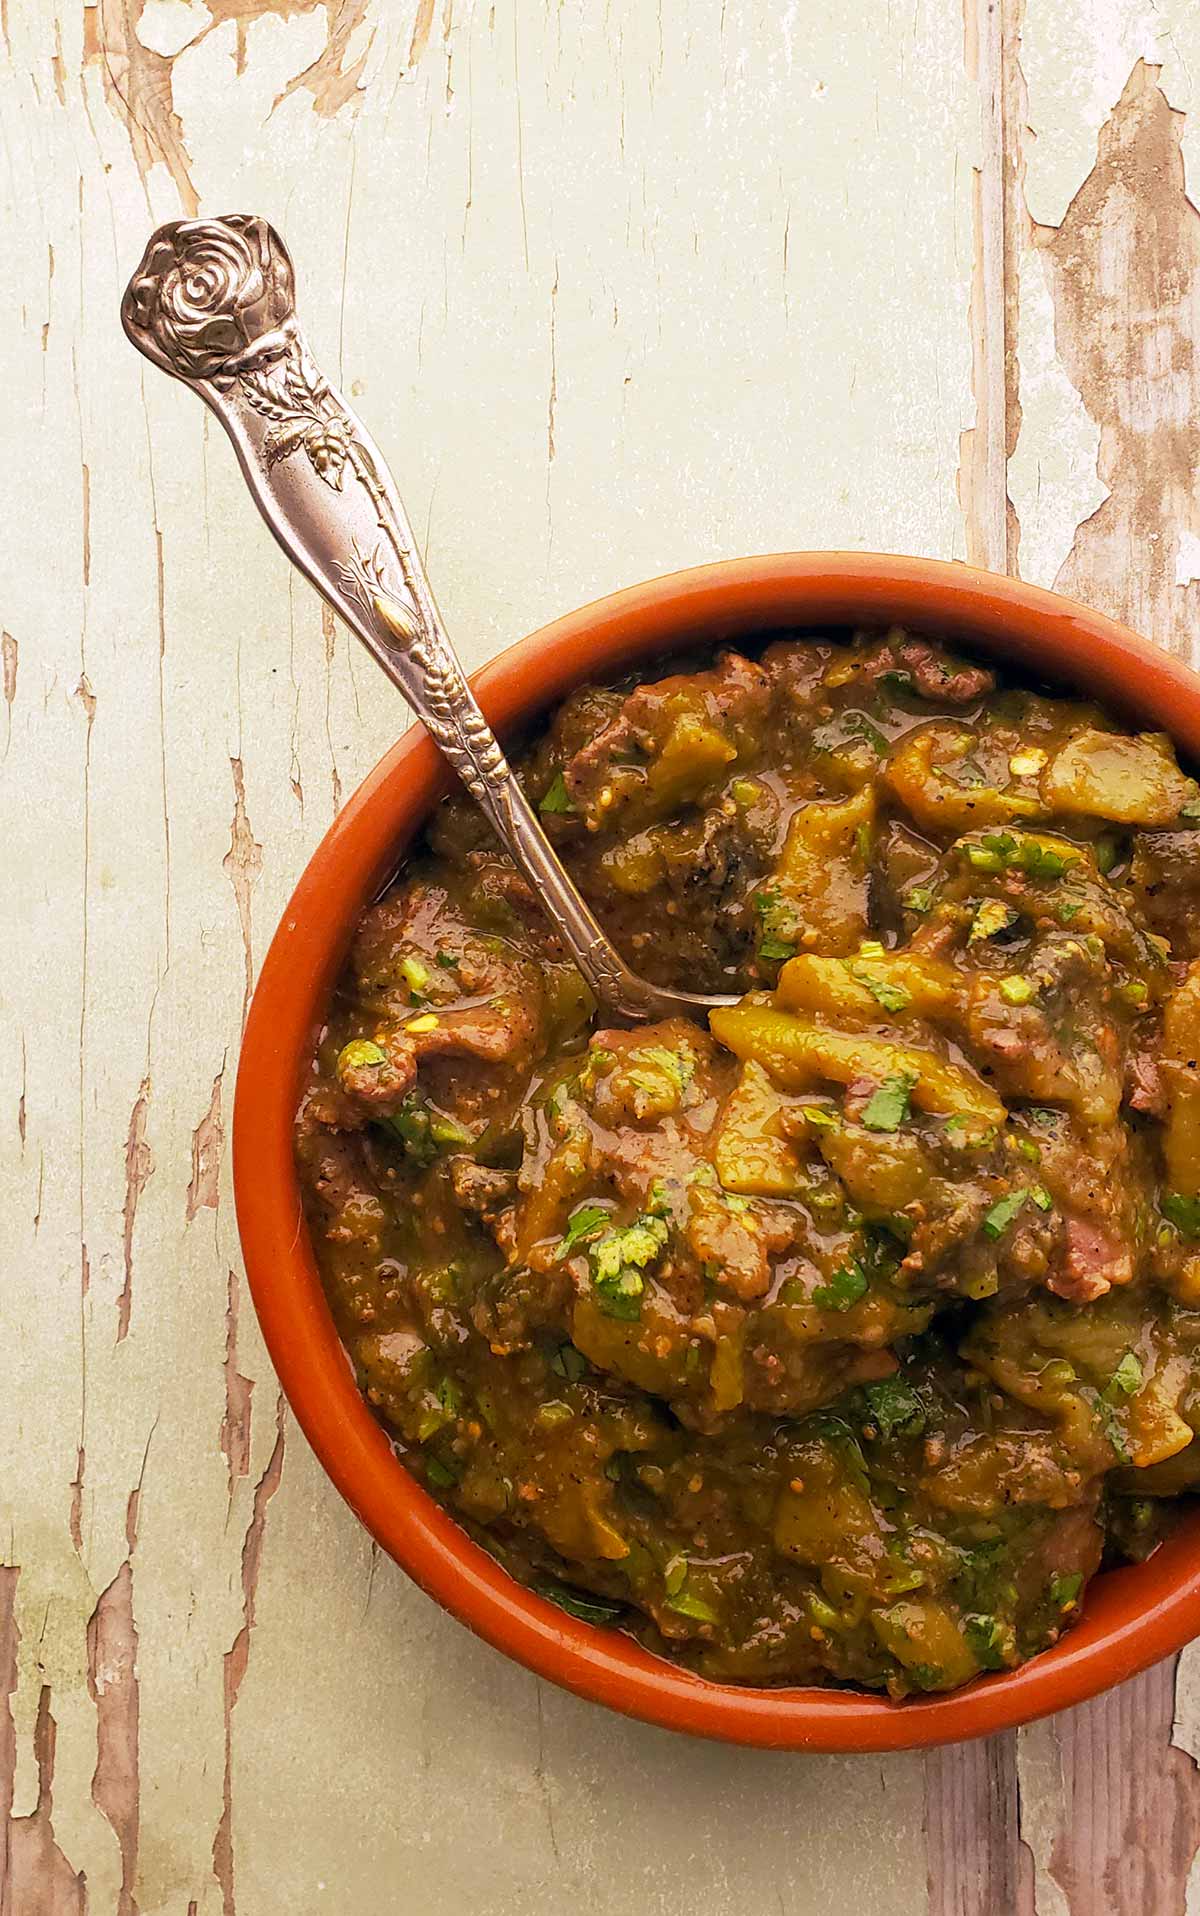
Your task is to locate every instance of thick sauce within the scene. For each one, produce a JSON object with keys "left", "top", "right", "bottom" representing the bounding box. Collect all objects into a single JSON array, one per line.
[{"left": 295, "top": 629, "right": 1200, "bottom": 1695}]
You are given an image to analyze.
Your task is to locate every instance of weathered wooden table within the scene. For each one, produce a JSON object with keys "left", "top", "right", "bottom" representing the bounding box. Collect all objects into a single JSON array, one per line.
[{"left": 5, "top": 3, "right": 1200, "bottom": 1910}]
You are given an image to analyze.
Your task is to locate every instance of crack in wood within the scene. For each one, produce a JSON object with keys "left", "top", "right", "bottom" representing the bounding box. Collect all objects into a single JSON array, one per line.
[
  {"left": 222, "top": 759, "right": 263, "bottom": 1037},
  {"left": 219, "top": 1268, "right": 255, "bottom": 1498},
  {"left": 212, "top": 1399, "right": 285, "bottom": 1915},
  {"left": 186, "top": 1063, "right": 225, "bottom": 1223},
  {"left": 119, "top": 1077, "right": 153, "bottom": 1346}
]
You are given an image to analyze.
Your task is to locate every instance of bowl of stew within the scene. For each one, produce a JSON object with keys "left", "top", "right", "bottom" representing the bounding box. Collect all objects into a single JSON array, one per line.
[{"left": 234, "top": 552, "right": 1200, "bottom": 1749}]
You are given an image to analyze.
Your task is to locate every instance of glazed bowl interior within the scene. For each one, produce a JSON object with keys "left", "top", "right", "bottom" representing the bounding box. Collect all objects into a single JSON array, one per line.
[{"left": 233, "top": 552, "right": 1200, "bottom": 1751}]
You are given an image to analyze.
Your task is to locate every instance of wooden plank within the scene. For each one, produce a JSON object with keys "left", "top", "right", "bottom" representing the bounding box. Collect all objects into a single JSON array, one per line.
[
  {"left": 1006, "top": 3, "right": 1200, "bottom": 1910},
  {"left": 0, "top": 1, "right": 979, "bottom": 1910}
]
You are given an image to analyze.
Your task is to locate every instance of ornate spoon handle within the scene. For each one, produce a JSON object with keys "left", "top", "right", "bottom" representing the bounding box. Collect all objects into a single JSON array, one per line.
[{"left": 121, "top": 215, "right": 725, "bottom": 1022}]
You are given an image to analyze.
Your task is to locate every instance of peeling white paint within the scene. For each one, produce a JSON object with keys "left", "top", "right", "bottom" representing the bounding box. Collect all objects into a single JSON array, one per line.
[
  {"left": 135, "top": 0, "right": 213, "bottom": 58},
  {"left": 1009, "top": 242, "right": 1108, "bottom": 589}
]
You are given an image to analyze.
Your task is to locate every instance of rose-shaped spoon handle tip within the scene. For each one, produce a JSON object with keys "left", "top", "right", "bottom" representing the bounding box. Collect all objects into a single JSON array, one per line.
[
  {"left": 121, "top": 214, "right": 298, "bottom": 386},
  {"left": 120, "top": 214, "right": 733, "bottom": 1023}
]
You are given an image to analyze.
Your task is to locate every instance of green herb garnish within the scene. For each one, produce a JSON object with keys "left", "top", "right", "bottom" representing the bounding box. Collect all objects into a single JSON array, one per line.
[
  {"left": 424, "top": 1456, "right": 460, "bottom": 1489},
  {"left": 539, "top": 771, "right": 575, "bottom": 814},
  {"left": 982, "top": 1190, "right": 1027, "bottom": 1239},
  {"left": 1162, "top": 1192, "right": 1200, "bottom": 1240},
  {"left": 964, "top": 1612, "right": 1009, "bottom": 1671},
  {"left": 862, "top": 1071, "right": 918, "bottom": 1133},
  {"left": 555, "top": 1203, "right": 611, "bottom": 1259},
  {"left": 665, "top": 1584, "right": 720, "bottom": 1623},
  {"left": 1107, "top": 1350, "right": 1144, "bottom": 1398},
  {"left": 863, "top": 1377, "right": 926, "bottom": 1440},
  {"left": 536, "top": 1580, "right": 625, "bottom": 1625},
  {"left": 590, "top": 1215, "right": 669, "bottom": 1319},
  {"left": 846, "top": 962, "right": 911, "bottom": 1011},
  {"left": 813, "top": 1261, "right": 869, "bottom": 1312},
  {"left": 1050, "top": 1572, "right": 1083, "bottom": 1609}
]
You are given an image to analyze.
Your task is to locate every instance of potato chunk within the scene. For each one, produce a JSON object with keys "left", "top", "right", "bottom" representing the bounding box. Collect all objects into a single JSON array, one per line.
[
  {"left": 709, "top": 1003, "right": 1006, "bottom": 1125},
  {"left": 1162, "top": 960, "right": 1200, "bottom": 1197},
  {"left": 1042, "top": 728, "right": 1194, "bottom": 826}
]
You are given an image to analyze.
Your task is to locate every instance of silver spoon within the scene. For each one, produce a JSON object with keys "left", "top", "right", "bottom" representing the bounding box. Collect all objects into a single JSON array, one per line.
[{"left": 121, "top": 215, "right": 733, "bottom": 1024}]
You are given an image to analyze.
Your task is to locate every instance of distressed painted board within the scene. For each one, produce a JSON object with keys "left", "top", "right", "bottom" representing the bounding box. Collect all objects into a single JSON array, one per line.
[{"left": 0, "top": 0, "right": 1197, "bottom": 1912}]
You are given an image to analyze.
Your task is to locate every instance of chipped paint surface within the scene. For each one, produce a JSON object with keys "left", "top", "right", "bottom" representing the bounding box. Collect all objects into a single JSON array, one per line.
[{"left": 3, "top": 0, "right": 1199, "bottom": 1909}]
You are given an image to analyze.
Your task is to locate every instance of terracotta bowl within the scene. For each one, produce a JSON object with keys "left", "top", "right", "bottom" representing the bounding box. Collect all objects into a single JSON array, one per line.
[{"left": 234, "top": 552, "right": 1200, "bottom": 1750}]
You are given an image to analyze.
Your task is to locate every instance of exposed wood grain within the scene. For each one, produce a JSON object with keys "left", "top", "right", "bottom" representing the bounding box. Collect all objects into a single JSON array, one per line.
[
  {"left": 920, "top": 6, "right": 1035, "bottom": 1907},
  {"left": 1006, "top": 5, "right": 1200, "bottom": 1910},
  {"left": 925, "top": 1734, "right": 1036, "bottom": 1916}
]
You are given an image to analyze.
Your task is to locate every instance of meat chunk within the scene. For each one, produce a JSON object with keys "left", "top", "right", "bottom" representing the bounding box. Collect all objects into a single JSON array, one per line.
[
  {"left": 1049, "top": 1216, "right": 1134, "bottom": 1303},
  {"left": 563, "top": 650, "right": 770, "bottom": 827},
  {"left": 890, "top": 636, "right": 994, "bottom": 704}
]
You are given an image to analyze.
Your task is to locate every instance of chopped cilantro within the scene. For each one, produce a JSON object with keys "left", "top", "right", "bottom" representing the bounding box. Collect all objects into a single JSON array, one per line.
[
  {"left": 535, "top": 1580, "right": 625, "bottom": 1626},
  {"left": 754, "top": 887, "right": 801, "bottom": 961},
  {"left": 1050, "top": 1572, "right": 1083, "bottom": 1610},
  {"left": 555, "top": 1203, "right": 611, "bottom": 1259},
  {"left": 904, "top": 886, "right": 934, "bottom": 915},
  {"left": 982, "top": 1190, "right": 1027, "bottom": 1239},
  {"left": 424, "top": 1456, "right": 460, "bottom": 1489},
  {"left": 435, "top": 950, "right": 460, "bottom": 970},
  {"left": 538, "top": 772, "right": 574, "bottom": 814},
  {"left": 863, "top": 1377, "right": 926, "bottom": 1441},
  {"left": 813, "top": 1260, "right": 869, "bottom": 1312},
  {"left": 590, "top": 1214, "right": 669, "bottom": 1320},
  {"left": 908, "top": 1663, "right": 948, "bottom": 1692},
  {"left": 963, "top": 1613, "right": 1009, "bottom": 1671},
  {"left": 846, "top": 962, "right": 911, "bottom": 1011},
  {"left": 862, "top": 1071, "right": 918, "bottom": 1133},
  {"left": 878, "top": 668, "right": 915, "bottom": 695},
  {"left": 1099, "top": 1399, "right": 1132, "bottom": 1462},
  {"left": 429, "top": 1112, "right": 474, "bottom": 1149},
  {"left": 592, "top": 1267, "right": 645, "bottom": 1319},
  {"left": 1162, "top": 1192, "right": 1200, "bottom": 1240},
  {"left": 812, "top": 711, "right": 888, "bottom": 757},
  {"left": 665, "top": 1584, "right": 720, "bottom": 1623},
  {"left": 1108, "top": 1350, "right": 1144, "bottom": 1398},
  {"left": 381, "top": 1091, "right": 437, "bottom": 1165},
  {"left": 627, "top": 1042, "right": 695, "bottom": 1094}
]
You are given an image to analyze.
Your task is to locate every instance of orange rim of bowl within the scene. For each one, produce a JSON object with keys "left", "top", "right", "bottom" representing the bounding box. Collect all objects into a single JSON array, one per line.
[{"left": 233, "top": 552, "right": 1200, "bottom": 1751}]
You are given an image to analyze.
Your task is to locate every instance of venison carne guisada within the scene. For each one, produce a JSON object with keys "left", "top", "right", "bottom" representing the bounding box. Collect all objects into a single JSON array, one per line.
[{"left": 296, "top": 627, "right": 1200, "bottom": 1695}]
